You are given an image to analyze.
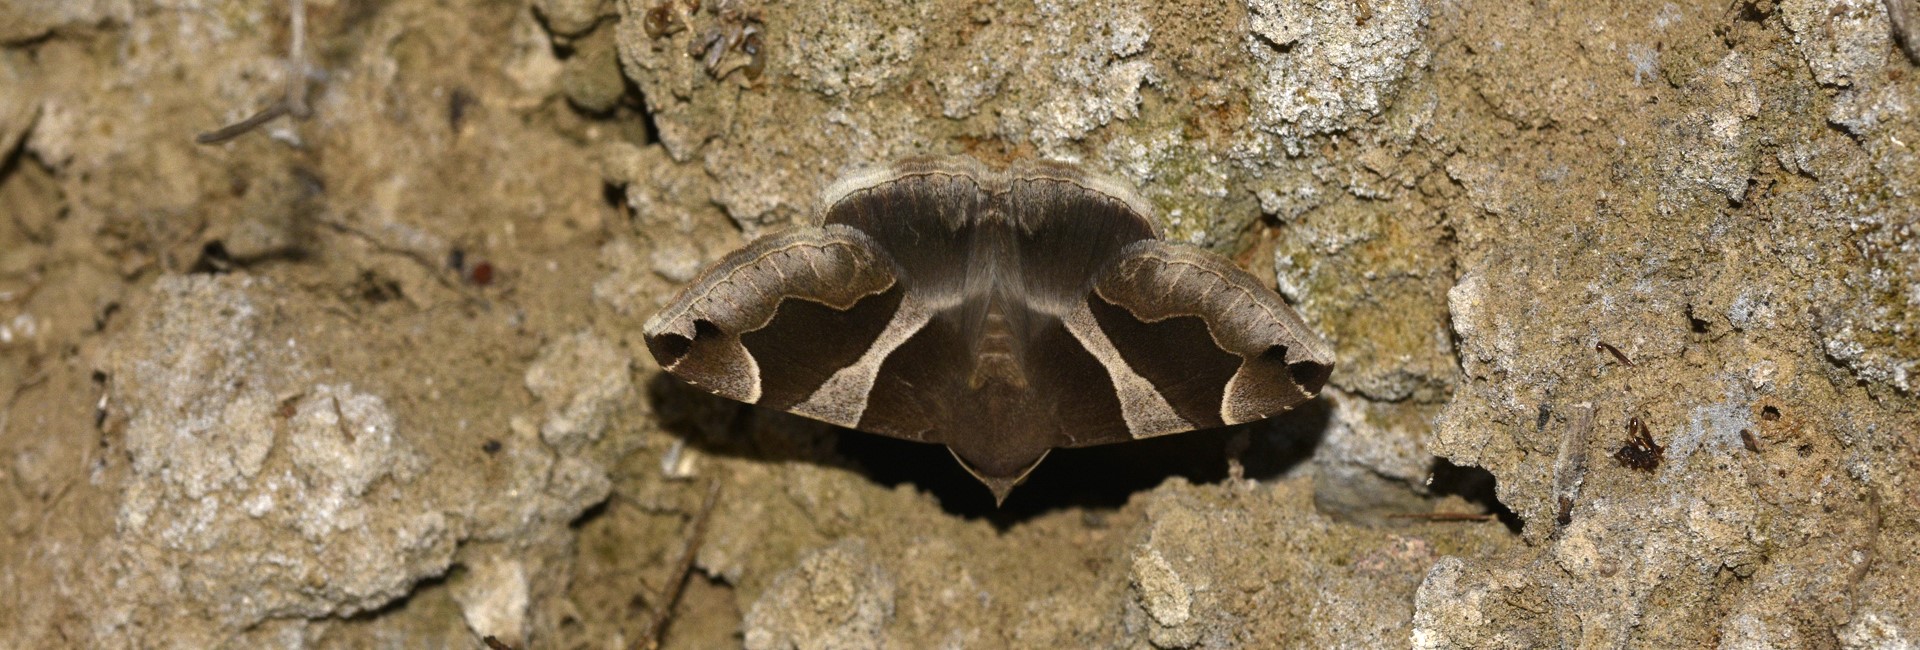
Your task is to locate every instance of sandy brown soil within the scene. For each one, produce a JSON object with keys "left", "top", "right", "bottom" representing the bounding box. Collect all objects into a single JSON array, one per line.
[{"left": 1, "top": 0, "right": 1917, "bottom": 647}]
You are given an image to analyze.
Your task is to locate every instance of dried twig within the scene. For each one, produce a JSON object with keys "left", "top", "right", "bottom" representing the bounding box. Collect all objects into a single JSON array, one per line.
[
  {"left": 197, "top": 0, "right": 312, "bottom": 144},
  {"left": 1595, "top": 341, "right": 1634, "bottom": 367},
  {"left": 1848, "top": 487, "right": 1883, "bottom": 611},
  {"left": 638, "top": 478, "right": 723, "bottom": 650},
  {"left": 1551, "top": 403, "right": 1594, "bottom": 527},
  {"left": 312, "top": 216, "right": 478, "bottom": 299}
]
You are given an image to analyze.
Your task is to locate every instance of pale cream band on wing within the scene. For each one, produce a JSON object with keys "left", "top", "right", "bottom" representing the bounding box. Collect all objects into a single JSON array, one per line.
[
  {"left": 680, "top": 336, "right": 762, "bottom": 406},
  {"left": 789, "top": 298, "right": 938, "bottom": 428},
  {"left": 1061, "top": 301, "right": 1192, "bottom": 440},
  {"left": 1219, "top": 365, "right": 1264, "bottom": 426}
]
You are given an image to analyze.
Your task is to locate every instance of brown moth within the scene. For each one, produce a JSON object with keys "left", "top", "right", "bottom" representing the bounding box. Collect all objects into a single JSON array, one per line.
[{"left": 643, "top": 157, "right": 1334, "bottom": 503}]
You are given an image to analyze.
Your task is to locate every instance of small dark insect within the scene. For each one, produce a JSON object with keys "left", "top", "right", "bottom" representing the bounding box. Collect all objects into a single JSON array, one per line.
[
  {"left": 448, "top": 248, "right": 466, "bottom": 272},
  {"left": 330, "top": 396, "right": 356, "bottom": 444},
  {"left": 482, "top": 439, "right": 503, "bottom": 454},
  {"left": 1536, "top": 402, "right": 1552, "bottom": 431},
  {"left": 469, "top": 261, "right": 495, "bottom": 286},
  {"left": 1556, "top": 495, "right": 1574, "bottom": 526},
  {"left": 1740, "top": 428, "right": 1761, "bottom": 453},
  {"left": 1760, "top": 405, "right": 1781, "bottom": 421},
  {"left": 1596, "top": 341, "right": 1635, "bottom": 366},
  {"left": 1613, "top": 416, "right": 1664, "bottom": 471}
]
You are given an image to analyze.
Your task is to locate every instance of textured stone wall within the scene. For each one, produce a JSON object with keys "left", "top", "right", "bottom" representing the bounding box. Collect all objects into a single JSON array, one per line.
[{"left": 0, "top": 0, "right": 1915, "bottom": 646}]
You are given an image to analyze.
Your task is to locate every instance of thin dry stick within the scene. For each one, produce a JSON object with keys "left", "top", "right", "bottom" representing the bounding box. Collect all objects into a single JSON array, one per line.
[
  {"left": 1848, "top": 486, "right": 1883, "bottom": 611},
  {"left": 1551, "top": 403, "right": 1595, "bottom": 528},
  {"left": 197, "top": 0, "right": 310, "bottom": 144},
  {"left": 1595, "top": 341, "right": 1634, "bottom": 367},
  {"left": 639, "top": 479, "right": 723, "bottom": 650},
  {"left": 312, "top": 216, "right": 478, "bottom": 299}
]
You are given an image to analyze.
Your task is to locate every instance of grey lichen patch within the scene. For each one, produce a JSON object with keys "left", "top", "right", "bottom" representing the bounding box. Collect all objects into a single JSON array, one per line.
[
  {"left": 1654, "top": 51, "right": 1761, "bottom": 205},
  {"left": 114, "top": 276, "right": 283, "bottom": 514},
  {"left": 613, "top": 0, "right": 1429, "bottom": 235},
  {"left": 103, "top": 276, "right": 454, "bottom": 643},
  {"left": 783, "top": 1, "right": 925, "bottom": 100},
  {"left": 1815, "top": 264, "right": 1920, "bottom": 396},
  {"left": 525, "top": 330, "right": 635, "bottom": 451},
  {"left": 1274, "top": 192, "right": 1456, "bottom": 402},
  {"left": 1120, "top": 479, "right": 1512, "bottom": 649},
  {"left": 450, "top": 553, "right": 533, "bottom": 645},
  {"left": 1241, "top": 0, "right": 1431, "bottom": 156},
  {"left": 1130, "top": 547, "right": 1198, "bottom": 648},
  {"left": 1099, "top": 134, "right": 1248, "bottom": 247},
  {"left": 1774, "top": 115, "right": 1920, "bottom": 399},
  {"left": 742, "top": 538, "right": 897, "bottom": 650},
  {"left": 283, "top": 383, "right": 430, "bottom": 535},
  {"left": 1780, "top": 0, "right": 1891, "bottom": 87},
  {"left": 1410, "top": 558, "right": 1543, "bottom": 648},
  {"left": 992, "top": 1, "right": 1160, "bottom": 150}
]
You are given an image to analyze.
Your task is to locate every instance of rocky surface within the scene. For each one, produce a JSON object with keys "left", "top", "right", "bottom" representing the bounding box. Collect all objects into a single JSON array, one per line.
[{"left": 1, "top": 0, "right": 1916, "bottom": 647}]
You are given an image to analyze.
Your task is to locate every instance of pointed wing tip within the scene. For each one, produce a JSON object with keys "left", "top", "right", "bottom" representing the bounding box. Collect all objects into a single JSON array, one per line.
[
  {"left": 948, "top": 446, "right": 1050, "bottom": 507},
  {"left": 987, "top": 480, "right": 1016, "bottom": 508}
]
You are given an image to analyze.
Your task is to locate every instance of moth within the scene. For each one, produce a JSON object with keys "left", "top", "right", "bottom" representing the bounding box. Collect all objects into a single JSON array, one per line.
[{"left": 643, "top": 157, "right": 1334, "bottom": 503}]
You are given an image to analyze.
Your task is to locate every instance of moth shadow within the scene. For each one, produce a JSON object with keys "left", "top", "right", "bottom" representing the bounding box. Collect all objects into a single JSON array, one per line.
[
  {"left": 841, "top": 396, "right": 1335, "bottom": 526},
  {"left": 646, "top": 373, "right": 849, "bottom": 467},
  {"left": 647, "top": 374, "right": 1335, "bottom": 528}
]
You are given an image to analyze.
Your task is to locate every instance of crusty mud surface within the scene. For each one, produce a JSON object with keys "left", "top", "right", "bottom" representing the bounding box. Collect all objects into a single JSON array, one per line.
[{"left": 1, "top": 0, "right": 1916, "bottom": 647}]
